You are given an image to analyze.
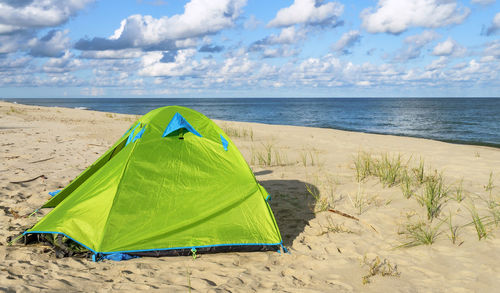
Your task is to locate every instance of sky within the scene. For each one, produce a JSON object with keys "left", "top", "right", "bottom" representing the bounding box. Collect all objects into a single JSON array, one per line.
[{"left": 0, "top": 0, "right": 499, "bottom": 98}]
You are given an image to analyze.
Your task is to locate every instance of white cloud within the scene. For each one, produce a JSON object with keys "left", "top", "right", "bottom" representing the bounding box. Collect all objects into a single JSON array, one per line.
[
  {"left": 244, "top": 14, "right": 262, "bottom": 30},
  {"left": 0, "top": 55, "right": 32, "bottom": 72},
  {"left": 81, "top": 87, "right": 105, "bottom": 97},
  {"left": 0, "top": 32, "right": 31, "bottom": 54},
  {"left": 332, "top": 30, "right": 361, "bottom": 54},
  {"left": 80, "top": 49, "right": 144, "bottom": 59},
  {"left": 483, "top": 41, "right": 500, "bottom": 59},
  {"left": 268, "top": 0, "right": 343, "bottom": 27},
  {"left": 249, "top": 26, "right": 306, "bottom": 58},
  {"left": 0, "top": 1, "right": 93, "bottom": 55},
  {"left": 485, "top": 12, "right": 500, "bottom": 35},
  {"left": 426, "top": 56, "right": 448, "bottom": 71},
  {"left": 0, "top": 0, "right": 93, "bottom": 34},
  {"left": 76, "top": 0, "right": 246, "bottom": 51},
  {"left": 42, "top": 51, "right": 83, "bottom": 73},
  {"left": 267, "top": 26, "right": 307, "bottom": 44},
  {"left": 139, "top": 49, "right": 215, "bottom": 77},
  {"left": 361, "top": 0, "right": 470, "bottom": 34},
  {"left": 471, "top": 0, "right": 495, "bottom": 5},
  {"left": 393, "top": 30, "right": 440, "bottom": 62},
  {"left": 28, "top": 30, "right": 70, "bottom": 57},
  {"left": 432, "top": 37, "right": 466, "bottom": 56},
  {"left": 261, "top": 46, "right": 300, "bottom": 58}
]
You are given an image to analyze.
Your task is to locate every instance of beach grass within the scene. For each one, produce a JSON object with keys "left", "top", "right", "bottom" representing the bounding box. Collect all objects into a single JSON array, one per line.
[
  {"left": 373, "top": 153, "right": 403, "bottom": 187},
  {"left": 305, "top": 183, "right": 329, "bottom": 212},
  {"left": 417, "top": 172, "right": 448, "bottom": 221},
  {"left": 398, "top": 220, "right": 443, "bottom": 248},
  {"left": 452, "top": 179, "right": 465, "bottom": 202},
  {"left": 400, "top": 169, "right": 414, "bottom": 199},
  {"left": 484, "top": 171, "right": 494, "bottom": 192},
  {"left": 354, "top": 152, "right": 373, "bottom": 182},
  {"left": 447, "top": 213, "right": 460, "bottom": 245},
  {"left": 413, "top": 158, "right": 426, "bottom": 185},
  {"left": 467, "top": 203, "right": 488, "bottom": 240}
]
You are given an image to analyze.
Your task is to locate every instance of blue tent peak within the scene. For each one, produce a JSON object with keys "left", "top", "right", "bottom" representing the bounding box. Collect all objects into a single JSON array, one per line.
[{"left": 162, "top": 112, "right": 202, "bottom": 138}]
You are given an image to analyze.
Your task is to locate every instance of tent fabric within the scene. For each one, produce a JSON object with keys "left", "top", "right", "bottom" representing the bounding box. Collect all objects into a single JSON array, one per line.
[{"left": 25, "top": 106, "right": 282, "bottom": 258}]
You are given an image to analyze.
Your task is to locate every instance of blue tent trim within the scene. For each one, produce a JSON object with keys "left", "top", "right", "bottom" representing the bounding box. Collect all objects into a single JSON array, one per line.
[
  {"left": 220, "top": 134, "right": 229, "bottom": 151},
  {"left": 162, "top": 112, "right": 202, "bottom": 138},
  {"left": 103, "top": 253, "right": 138, "bottom": 261},
  {"left": 23, "top": 230, "right": 282, "bottom": 261},
  {"left": 125, "top": 123, "right": 141, "bottom": 146},
  {"left": 131, "top": 124, "right": 146, "bottom": 143},
  {"left": 48, "top": 190, "right": 61, "bottom": 197}
]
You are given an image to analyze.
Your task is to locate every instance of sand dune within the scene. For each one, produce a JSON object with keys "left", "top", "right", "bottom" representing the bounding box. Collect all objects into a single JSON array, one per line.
[{"left": 1, "top": 101, "right": 499, "bottom": 292}]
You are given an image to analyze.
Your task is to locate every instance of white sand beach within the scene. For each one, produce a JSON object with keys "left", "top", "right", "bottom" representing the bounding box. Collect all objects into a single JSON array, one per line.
[{"left": 1, "top": 101, "right": 500, "bottom": 292}]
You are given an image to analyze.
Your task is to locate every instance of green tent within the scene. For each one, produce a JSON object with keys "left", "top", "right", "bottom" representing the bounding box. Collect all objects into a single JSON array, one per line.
[{"left": 25, "top": 106, "right": 283, "bottom": 260}]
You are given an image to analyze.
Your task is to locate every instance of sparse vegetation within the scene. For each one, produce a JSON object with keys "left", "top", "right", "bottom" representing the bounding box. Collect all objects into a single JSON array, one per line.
[
  {"left": 8, "top": 106, "right": 25, "bottom": 115},
  {"left": 484, "top": 172, "right": 494, "bottom": 193},
  {"left": 251, "top": 142, "right": 290, "bottom": 167},
  {"left": 398, "top": 220, "right": 443, "bottom": 248},
  {"left": 374, "top": 153, "right": 403, "bottom": 187},
  {"left": 222, "top": 124, "right": 254, "bottom": 141},
  {"left": 319, "top": 217, "right": 354, "bottom": 235},
  {"left": 305, "top": 183, "right": 329, "bottom": 212},
  {"left": 447, "top": 213, "right": 460, "bottom": 245},
  {"left": 413, "top": 158, "right": 426, "bottom": 185},
  {"left": 347, "top": 183, "right": 379, "bottom": 215},
  {"left": 416, "top": 172, "right": 448, "bottom": 221},
  {"left": 452, "top": 179, "right": 465, "bottom": 202},
  {"left": 467, "top": 204, "right": 488, "bottom": 240},
  {"left": 361, "top": 255, "right": 400, "bottom": 285},
  {"left": 300, "top": 150, "right": 319, "bottom": 167},
  {"left": 400, "top": 170, "right": 414, "bottom": 199},
  {"left": 354, "top": 152, "right": 372, "bottom": 182}
]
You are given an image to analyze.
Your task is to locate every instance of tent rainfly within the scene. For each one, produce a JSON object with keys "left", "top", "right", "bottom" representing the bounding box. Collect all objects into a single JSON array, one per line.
[{"left": 24, "top": 106, "right": 283, "bottom": 261}]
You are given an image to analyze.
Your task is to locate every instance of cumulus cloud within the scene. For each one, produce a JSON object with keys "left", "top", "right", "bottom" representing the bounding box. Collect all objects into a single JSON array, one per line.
[
  {"left": 0, "top": 54, "right": 32, "bottom": 72},
  {"left": 432, "top": 37, "right": 466, "bottom": 56},
  {"left": 393, "top": 30, "right": 440, "bottom": 62},
  {"left": 244, "top": 14, "right": 262, "bottom": 30},
  {"left": 483, "top": 40, "right": 500, "bottom": 59},
  {"left": 253, "top": 26, "right": 308, "bottom": 48},
  {"left": 261, "top": 46, "right": 300, "bottom": 58},
  {"left": 0, "top": 0, "right": 93, "bottom": 34},
  {"left": 249, "top": 27, "right": 306, "bottom": 58},
  {"left": 0, "top": 32, "right": 32, "bottom": 54},
  {"left": 268, "top": 0, "right": 344, "bottom": 28},
  {"left": 79, "top": 49, "right": 144, "bottom": 59},
  {"left": 28, "top": 29, "right": 70, "bottom": 57},
  {"left": 471, "top": 0, "right": 495, "bottom": 5},
  {"left": 199, "top": 44, "right": 224, "bottom": 53},
  {"left": 42, "top": 51, "right": 82, "bottom": 73},
  {"left": 139, "top": 49, "right": 216, "bottom": 77},
  {"left": 485, "top": 12, "right": 500, "bottom": 35},
  {"left": 361, "top": 0, "right": 470, "bottom": 34},
  {"left": 0, "top": 0, "right": 92, "bottom": 55},
  {"left": 332, "top": 30, "right": 361, "bottom": 54},
  {"left": 425, "top": 56, "right": 448, "bottom": 71},
  {"left": 75, "top": 0, "right": 246, "bottom": 51}
]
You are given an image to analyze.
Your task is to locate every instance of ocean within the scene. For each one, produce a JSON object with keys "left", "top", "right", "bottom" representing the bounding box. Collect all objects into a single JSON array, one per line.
[{"left": 3, "top": 98, "right": 500, "bottom": 148}]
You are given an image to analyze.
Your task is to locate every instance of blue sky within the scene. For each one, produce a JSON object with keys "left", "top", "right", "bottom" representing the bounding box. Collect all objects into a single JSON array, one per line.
[{"left": 0, "top": 0, "right": 499, "bottom": 98}]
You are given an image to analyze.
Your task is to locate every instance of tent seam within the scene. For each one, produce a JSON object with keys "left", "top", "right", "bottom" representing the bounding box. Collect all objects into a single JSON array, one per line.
[{"left": 96, "top": 141, "right": 138, "bottom": 251}]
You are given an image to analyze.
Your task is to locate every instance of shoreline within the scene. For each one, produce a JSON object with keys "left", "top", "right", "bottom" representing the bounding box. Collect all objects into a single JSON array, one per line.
[
  {"left": 3, "top": 99, "right": 500, "bottom": 150},
  {"left": 1, "top": 100, "right": 500, "bottom": 291}
]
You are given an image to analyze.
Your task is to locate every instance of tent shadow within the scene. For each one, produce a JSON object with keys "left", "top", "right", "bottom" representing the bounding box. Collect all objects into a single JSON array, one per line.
[{"left": 259, "top": 179, "right": 317, "bottom": 247}]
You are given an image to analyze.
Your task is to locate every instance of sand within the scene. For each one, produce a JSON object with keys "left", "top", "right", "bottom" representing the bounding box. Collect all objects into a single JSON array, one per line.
[{"left": 1, "top": 100, "right": 499, "bottom": 292}]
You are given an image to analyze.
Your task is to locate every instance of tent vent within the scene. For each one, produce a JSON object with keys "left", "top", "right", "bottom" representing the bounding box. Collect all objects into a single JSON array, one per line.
[{"left": 163, "top": 112, "right": 202, "bottom": 138}]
